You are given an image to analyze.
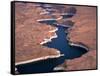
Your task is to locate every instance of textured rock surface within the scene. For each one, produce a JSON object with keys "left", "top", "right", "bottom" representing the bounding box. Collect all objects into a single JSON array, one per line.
[
  {"left": 68, "top": 6, "right": 97, "bottom": 50},
  {"left": 15, "top": 2, "right": 60, "bottom": 64},
  {"left": 56, "top": 50, "right": 96, "bottom": 71},
  {"left": 15, "top": 2, "right": 97, "bottom": 70},
  {"left": 65, "top": 50, "right": 97, "bottom": 70},
  {"left": 55, "top": 6, "right": 97, "bottom": 71}
]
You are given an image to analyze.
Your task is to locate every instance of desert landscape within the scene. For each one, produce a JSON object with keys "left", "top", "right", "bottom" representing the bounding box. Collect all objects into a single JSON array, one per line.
[
  {"left": 14, "top": 1, "right": 97, "bottom": 74},
  {"left": 15, "top": 3, "right": 62, "bottom": 65},
  {"left": 55, "top": 6, "right": 97, "bottom": 70}
]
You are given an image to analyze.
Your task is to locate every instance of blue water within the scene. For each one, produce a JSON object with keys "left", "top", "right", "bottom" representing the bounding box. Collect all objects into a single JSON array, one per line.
[
  {"left": 16, "top": 4, "right": 87, "bottom": 74},
  {"left": 44, "top": 26, "right": 87, "bottom": 59},
  {"left": 16, "top": 26, "right": 87, "bottom": 74}
]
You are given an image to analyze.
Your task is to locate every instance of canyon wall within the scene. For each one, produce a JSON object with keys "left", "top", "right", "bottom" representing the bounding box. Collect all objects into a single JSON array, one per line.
[
  {"left": 15, "top": 2, "right": 61, "bottom": 64},
  {"left": 56, "top": 6, "right": 97, "bottom": 71}
]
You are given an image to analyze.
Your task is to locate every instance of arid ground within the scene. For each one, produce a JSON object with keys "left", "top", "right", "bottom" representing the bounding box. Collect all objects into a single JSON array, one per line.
[{"left": 15, "top": 2, "right": 97, "bottom": 71}]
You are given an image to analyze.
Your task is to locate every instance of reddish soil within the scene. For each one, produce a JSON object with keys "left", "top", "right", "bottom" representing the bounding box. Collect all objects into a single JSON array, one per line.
[
  {"left": 15, "top": 2, "right": 97, "bottom": 70},
  {"left": 56, "top": 6, "right": 97, "bottom": 70},
  {"left": 15, "top": 2, "right": 60, "bottom": 63}
]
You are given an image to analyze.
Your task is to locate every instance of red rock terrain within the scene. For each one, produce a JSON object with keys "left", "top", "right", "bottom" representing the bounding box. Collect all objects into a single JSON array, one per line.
[
  {"left": 56, "top": 6, "right": 97, "bottom": 70},
  {"left": 15, "top": 2, "right": 60, "bottom": 64},
  {"left": 15, "top": 2, "right": 97, "bottom": 70}
]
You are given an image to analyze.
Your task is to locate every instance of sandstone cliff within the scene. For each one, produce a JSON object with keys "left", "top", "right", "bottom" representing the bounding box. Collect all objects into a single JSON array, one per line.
[
  {"left": 15, "top": 2, "right": 61, "bottom": 65},
  {"left": 55, "top": 6, "right": 97, "bottom": 71}
]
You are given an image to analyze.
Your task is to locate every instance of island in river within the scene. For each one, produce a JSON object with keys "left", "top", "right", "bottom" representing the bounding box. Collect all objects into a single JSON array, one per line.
[{"left": 14, "top": 1, "right": 97, "bottom": 74}]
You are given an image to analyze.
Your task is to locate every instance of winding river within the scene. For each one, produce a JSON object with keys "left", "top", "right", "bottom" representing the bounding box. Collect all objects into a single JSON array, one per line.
[
  {"left": 16, "top": 25, "right": 87, "bottom": 74},
  {"left": 16, "top": 4, "right": 87, "bottom": 74}
]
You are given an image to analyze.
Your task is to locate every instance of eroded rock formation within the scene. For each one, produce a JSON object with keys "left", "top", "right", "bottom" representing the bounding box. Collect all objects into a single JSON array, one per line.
[
  {"left": 15, "top": 2, "right": 61, "bottom": 65},
  {"left": 55, "top": 6, "right": 97, "bottom": 71},
  {"left": 15, "top": 2, "right": 97, "bottom": 71}
]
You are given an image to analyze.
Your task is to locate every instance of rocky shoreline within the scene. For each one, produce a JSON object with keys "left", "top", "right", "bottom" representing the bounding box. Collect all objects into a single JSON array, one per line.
[
  {"left": 15, "top": 2, "right": 97, "bottom": 72},
  {"left": 40, "top": 27, "right": 58, "bottom": 45},
  {"left": 69, "top": 42, "right": 89, "bottom": 51},
  {"left": 16, "top": 51, "right": 64, "bottom": 66},
  {"left": 15, "top": 2, "right": 63, "bottom": 66},
  {"left": 15, "top": 27, "right": 65, "bottom": 66},
  {"left": 53, "top": 6, "right": 97, "bottom": 71}
]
